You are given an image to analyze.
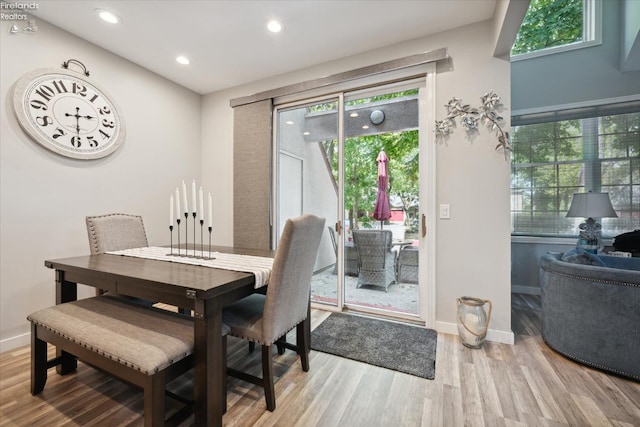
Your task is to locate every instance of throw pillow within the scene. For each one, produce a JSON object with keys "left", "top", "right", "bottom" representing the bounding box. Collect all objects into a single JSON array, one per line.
[{"left": 561, "top": 247, "right": 606, "bottom": 266}]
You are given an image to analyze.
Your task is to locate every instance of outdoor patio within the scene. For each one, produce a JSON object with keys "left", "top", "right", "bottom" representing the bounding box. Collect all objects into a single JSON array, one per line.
[{"left": 311, "top": 267, "right": 419, "bottom": 315}]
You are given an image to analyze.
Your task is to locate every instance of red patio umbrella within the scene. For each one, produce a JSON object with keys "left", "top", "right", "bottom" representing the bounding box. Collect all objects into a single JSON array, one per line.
[{"left": 373, "top": 149, "right": 391, "bottom": 229}]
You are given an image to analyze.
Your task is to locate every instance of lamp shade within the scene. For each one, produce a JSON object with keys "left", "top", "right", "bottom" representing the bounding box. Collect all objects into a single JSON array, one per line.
[{"left": 566, "top": 192, "right": 618, "bottom": 218}]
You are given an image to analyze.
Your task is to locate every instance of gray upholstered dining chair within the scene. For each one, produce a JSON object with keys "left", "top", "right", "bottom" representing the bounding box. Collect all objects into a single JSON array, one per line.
[
  {"left": 352, "top": 229, "right": 396, "bottom": 292},
  {"left": 86, "top": 213, "right": 149, "bottom": 255},
  {"left": 86, "top": 212, "right": 190, "bottom": 313},
  {"left": 222, "top": 214, "right": 325, "bottom": 411},
  {"left": 86, "top": 213, "right": 149, "bottom": 296}
]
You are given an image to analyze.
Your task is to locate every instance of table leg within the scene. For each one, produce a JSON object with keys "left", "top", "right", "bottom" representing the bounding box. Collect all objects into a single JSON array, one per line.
[
  {"left": 55, "top": 270, "right": 77, "bottom": 375},
  {"left": 193, "top": 298, "right": 224, "bottom": 427},
  {"left": 55, "top": 270, "right": 77, "bottom": 304}
]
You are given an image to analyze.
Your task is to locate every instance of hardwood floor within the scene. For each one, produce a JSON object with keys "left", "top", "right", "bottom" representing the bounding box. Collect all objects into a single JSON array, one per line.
[{"left": 1, "top": 294, "right": 638, "bottom": 426}]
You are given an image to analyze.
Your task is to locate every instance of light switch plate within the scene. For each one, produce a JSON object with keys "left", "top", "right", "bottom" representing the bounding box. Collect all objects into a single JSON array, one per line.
[{"left": 439, "top": 204, "right": 450, "bottom": 219}]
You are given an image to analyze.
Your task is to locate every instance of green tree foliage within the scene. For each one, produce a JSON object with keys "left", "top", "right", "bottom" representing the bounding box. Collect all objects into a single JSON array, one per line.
[
  {"left": 323, "top": 131, "right": 419, "bottom": 230},
  {"left": 511, "top": 120, "right": 581, "bottom": 221},
  {"left": 511, "top": 0, "right": 583, "bottom": 55},
  {"left": 344, "top": 131, "right": 419, "bottom": 229},
  {"left": 316, "top": 90, "right": 421, "bottom": 231},
  {"left": 321, "top": 135, "right": 419, "bottom": 231}
]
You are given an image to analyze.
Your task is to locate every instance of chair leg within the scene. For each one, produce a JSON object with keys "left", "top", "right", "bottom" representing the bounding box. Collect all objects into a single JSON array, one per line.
[
  {"left": 261, "top": 345, "right": 276, "bottom": 411},
  {"left": 30, "top": 324, "right": 47, "bottom": 395},
  {"left": 296, "top": 319, "right": 310, "bottom": 372},
  {"left": 276, "top": 334, "right": 286, "bottom": 355},
  {"left": 305, "top": 299, "right": 311, "bottom": 354},
  {"left": 248, "top": 342, "right": 256, "bottom": 353}
]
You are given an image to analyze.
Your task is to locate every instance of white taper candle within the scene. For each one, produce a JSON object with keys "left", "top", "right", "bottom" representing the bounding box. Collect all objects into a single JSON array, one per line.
[
  {"left": 170, "top": 195, "right": 174, "bottom": 226},
  {"left": 199, "top": 187, "right": 204, "bottom": 221},
  {"left": 192, "top": 180, "right": 197, "bottom": 214},
  {"left": 175, "top": 188, "right": 181, "bottom": 219},
  {"left": 182, "top": 181, "right": 188, "bottom": 214}
]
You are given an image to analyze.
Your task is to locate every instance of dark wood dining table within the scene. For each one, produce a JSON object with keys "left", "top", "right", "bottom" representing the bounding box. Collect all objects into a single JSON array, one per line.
[{"left": 45, "top": 245, "right": 275, "bottom": 427}]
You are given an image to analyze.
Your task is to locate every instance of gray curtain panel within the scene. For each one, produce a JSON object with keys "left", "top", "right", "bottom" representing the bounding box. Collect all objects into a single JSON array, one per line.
[{"left": 233, "top": 99, "right": 273, "bottom": 250}]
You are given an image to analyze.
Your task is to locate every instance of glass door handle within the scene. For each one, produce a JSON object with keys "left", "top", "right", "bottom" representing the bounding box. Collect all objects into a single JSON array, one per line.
[
  {"left": 336, "top": 221, "right": 343, "bottom": 235},
  {"left": 421, "top": 214, "right": 427, "bottom": 237}
]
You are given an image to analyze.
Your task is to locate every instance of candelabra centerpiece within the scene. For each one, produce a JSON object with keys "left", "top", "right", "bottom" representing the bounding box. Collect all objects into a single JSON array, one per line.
[{"left": 168, "top": 179, "right": 215, "bottom": 260}]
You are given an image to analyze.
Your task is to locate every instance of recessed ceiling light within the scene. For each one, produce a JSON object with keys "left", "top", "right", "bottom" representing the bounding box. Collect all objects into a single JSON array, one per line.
[
  {"left": 303, "top": 131, "right": 310, "bottom": 136},
  {"left": 176, "top": 56, "right": 190, "bottom": 65},
  {"left": 267, "top": 20, "right": 282, "bottom": 33},
  {"left": 285, "top": 121, "right": 294, "bottom": 125},
  {"left": 362, "top": 125, "right": 369, "bottom": 129},
  {"left": 350, "top": 112, "right": 359, "bottom": 118},
  {"left": 96, "top": 9, "right": 120, "bottom": 24}
]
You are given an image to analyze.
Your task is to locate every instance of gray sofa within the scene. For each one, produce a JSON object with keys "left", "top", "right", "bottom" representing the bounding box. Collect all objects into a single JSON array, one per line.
[{"left": 539, "top": 251, "right": 640, "bottom": 381}]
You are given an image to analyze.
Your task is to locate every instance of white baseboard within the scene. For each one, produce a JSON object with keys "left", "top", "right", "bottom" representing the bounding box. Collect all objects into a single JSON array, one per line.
[
  {"left": 511, "top": 285, "right": 541, "bottom": 295},
  {"left": 435, "top": 321, "right": 515, "bottom": 345},
  {"left": 4, "top": 323, "right": 517, "bottom": 354},
  {"left": 0, "top": 332, "right": 30, "bottom": 354}
]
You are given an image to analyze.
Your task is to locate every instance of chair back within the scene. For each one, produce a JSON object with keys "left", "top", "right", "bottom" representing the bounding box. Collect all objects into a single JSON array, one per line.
[
  {"left": 352, "top": 229, "right": 393, "bottom": 269},
  {"left": 262, "top": 214, "right": 325, "bottom": 344},
  {"left": 86, "top": 213, "right": 148, "bottom": 254}
]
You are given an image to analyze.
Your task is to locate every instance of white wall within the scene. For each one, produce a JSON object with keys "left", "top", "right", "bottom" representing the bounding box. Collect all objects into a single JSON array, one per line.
[
  {"left": 201, "top": 20, "right": 513, "bottom": 343},
  {"left": 1, "top": 16, "right": 513, "bottom": 349},
  {"left": 0, "top": 18, "right": 202, "bottom": 351}
]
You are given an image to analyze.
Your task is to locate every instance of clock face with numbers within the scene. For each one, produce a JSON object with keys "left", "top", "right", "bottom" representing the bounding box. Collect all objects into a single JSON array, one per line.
[{"left": 13, "top": 68, "right": 125, "bottom": 160}]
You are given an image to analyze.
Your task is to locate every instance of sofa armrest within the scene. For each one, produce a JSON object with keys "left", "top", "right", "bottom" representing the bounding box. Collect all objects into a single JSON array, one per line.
[{"left": 539, "top": 253, "right": 640, "bottom": 380}]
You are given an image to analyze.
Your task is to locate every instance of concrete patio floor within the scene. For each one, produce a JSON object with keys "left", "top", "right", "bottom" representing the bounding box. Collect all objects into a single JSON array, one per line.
[{"left": 311, "top": 268, "right": 419, "bottom": 314}]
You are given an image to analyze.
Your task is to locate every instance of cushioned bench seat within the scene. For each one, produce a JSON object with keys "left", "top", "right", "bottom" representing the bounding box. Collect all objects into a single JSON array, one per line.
[{"left": 28, "top": 295, "right": 227, "bottom": 426}]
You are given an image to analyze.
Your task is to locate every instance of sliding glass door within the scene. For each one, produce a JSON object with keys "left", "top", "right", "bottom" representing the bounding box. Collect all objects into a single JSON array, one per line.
[
  {"left": 341, "top": 84, "right": 421, "bottom": 315},
  {"left": 274, "top": 96, "right": 343, "bottom": 308},
  {"left": 273, "top": 75, "right": 435, "bottom": 324}
]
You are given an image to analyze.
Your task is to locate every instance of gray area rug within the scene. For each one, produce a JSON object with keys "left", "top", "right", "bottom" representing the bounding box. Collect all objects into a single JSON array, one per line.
[{"left": 311, "top": 313, "right": 437, "bottom": 379}]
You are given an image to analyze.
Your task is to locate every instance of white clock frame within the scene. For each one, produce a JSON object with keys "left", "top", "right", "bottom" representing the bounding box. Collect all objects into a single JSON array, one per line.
[{"left": 13, "top": 68, "right": 126, "bottom": 160}]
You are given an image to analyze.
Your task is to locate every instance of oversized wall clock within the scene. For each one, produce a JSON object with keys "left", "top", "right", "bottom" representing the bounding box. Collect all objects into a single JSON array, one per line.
[{"left": 13, "top": 63, "right": 125, "bottom": 160}]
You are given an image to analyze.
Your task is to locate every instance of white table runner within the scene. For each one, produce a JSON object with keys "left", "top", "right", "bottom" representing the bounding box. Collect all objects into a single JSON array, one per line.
[{"left": 106, "top": 246, "right": 273, "bottom": 288}]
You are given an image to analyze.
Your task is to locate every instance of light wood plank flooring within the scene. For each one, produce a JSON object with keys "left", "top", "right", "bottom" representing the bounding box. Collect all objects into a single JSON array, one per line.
[{"left": 1, "top": 294, "right": 638, "bottom": 426}]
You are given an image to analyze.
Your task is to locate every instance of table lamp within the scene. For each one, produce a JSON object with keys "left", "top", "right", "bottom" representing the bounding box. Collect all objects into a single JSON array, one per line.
[{"left": 566, "top": 192, "right": 618, "bottom": 254}]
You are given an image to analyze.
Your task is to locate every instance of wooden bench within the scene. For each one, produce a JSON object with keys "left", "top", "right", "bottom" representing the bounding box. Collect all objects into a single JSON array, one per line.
[{"left": 27, "top": 295, "right": 224, "bottom": 426}]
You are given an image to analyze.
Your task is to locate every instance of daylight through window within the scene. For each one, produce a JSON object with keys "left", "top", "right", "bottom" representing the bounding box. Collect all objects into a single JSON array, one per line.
[
  {"left": 511, "top": 111, "right": 639, "bottom": 237},
  {"left": 511, "top": 0, "right": 600, "bottom": 59}
]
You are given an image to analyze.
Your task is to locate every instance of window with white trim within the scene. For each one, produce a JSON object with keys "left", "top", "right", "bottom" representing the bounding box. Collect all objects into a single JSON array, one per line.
[
  {"left": 511, "top": 108, "right": 639, "bottom": 237},
  {"left": 511, "top": 0, "right": 601, "bottom": 61}
]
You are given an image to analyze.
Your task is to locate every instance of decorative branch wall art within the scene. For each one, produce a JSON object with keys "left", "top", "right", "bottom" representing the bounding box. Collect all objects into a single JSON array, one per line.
[{"left": 434, "top": 91, "right": 510, "bottom": 156}]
